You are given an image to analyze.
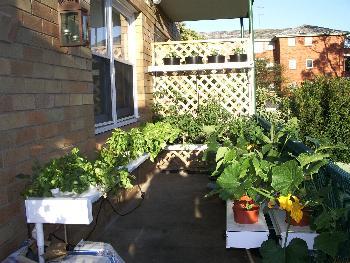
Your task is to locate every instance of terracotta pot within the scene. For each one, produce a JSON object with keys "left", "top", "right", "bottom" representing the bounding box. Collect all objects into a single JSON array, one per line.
[
  {"left": 207, "top": 55, "right": 225, "bottom": 63},
  {"left": 285, "top": 210, "right": 310, "bottom": 226},
  {"left": 229, "top": 54, "right": 248, "bottom": 62},
  {"left": 185, "top": 56, "right": 203, "bottom": 64},
  {"left": 163, "top": 57, "right": 180, "bottom": 65},
  {"left": 233, "top": 200, "right": 259, "bottom": 224}
]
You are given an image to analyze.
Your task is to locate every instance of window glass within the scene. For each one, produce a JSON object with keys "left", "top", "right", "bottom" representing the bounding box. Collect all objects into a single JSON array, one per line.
[
  {"left": 93, "top": 55, "right": 112, "bottom": 124},
  {"left": 90, "top": 0, "right": 107, "bottom": 56},
  {"left": 345, "top": 57, "right": 350, "bottom": 72},
  {"left": 114, "top": 60, "right": 134, "bottom": 119},
  {"left": 254, "top": 42, "right": 264, "bottom": 53},
  {"left": 289, "top": 59, "right": 296, "bottom": 69},
  {"left": 112, "top": 9, "right": 129, "bottom": 61},
  {"left": 288, "top": 38, "right": 296, "bottom": 46},
  {"left": 306, "top": 59, "right": 313, "bottom": 69},
  {"left": 304, "top": 37, "right": 313, "bottom": 46},
  {"left": 267, "top": 41, "right": 275, "bottom": 50}
]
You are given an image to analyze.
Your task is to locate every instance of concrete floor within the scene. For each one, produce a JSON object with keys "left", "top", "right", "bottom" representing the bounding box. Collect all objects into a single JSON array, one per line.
[{"left": 92, "top": 172, "right": 261, "bottom": 263}]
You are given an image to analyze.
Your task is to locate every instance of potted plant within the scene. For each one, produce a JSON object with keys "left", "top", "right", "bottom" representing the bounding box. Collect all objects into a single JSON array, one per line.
[
  {"left": 230, "top": 47, "right": 248, "bottom": 62},
  {"left": 163, "top": 51, "right": 181, "bottom": 65},
  {"left": 185, "top": 50, "right": 203, "bottom": 64},
  {"left": 207, "top": 49, "right": 225, "bottom": 63},
  {"left": 233, "top": 196, "right": 260, "bottom": 224}
]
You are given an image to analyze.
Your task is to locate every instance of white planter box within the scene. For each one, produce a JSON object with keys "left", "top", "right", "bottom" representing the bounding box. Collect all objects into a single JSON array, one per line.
[
  {"left": 25, "top": 187, "right": 102, "bottom": 225},
  {"left": 268, "top": 208, "right": 318, "bottom": 249},
  {"left": 226, "top": 200, "right": 269, "bottom": 249}
]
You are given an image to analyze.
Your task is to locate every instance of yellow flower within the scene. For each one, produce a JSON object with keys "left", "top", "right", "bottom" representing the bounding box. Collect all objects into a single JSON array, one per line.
[{"left": 277, "top": 194, "right": 304, "bottom": 223}]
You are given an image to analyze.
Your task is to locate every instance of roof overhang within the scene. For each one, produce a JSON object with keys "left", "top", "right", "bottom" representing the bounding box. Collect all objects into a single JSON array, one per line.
[{"left": 157, "top": 0, "right": 252, "bottom": 22}]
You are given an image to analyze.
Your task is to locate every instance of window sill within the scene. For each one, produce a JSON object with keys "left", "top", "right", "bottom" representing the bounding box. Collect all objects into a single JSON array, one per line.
[{"left": 95, "top": 117, "right": 140, "bottom": 149}]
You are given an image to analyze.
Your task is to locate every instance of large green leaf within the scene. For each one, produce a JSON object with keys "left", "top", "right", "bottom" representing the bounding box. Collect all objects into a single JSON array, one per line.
[
  {"left": 271, "top": 160, "right": 304, "bottom": 195},
  {"left": 297, "top": 153, "right": 329, "bottom": 169},
  {"left": 314, "top": 232, "right": 348, "bottom": 258},
  {"left": 260, "top": 240, "right": 285, "bottom": 263},
  {"left": 216, "top": 163, "right": 242, "bottom": 200},
  {"left": 216, "top": 147, "right": 229, "bottom": 162},
  {"left": 286, "top": 238, "right": 309, "bottom": 263}
]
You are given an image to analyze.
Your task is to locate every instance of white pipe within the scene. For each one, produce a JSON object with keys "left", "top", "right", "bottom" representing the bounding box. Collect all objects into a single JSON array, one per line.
[{"left": 36, "top": 223, "right": 45, "bottom": 263}]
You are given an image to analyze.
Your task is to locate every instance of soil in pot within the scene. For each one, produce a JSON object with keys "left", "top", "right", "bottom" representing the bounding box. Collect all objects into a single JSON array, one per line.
[
  {"left": 185, "top": 56, "right": 203, "bottom": 64},
  {"left": 163, "top": 57, "right": 181, "bottom": 65},
  {"left": 230, "top": 54, "right": 248, "bottom": 62},
  {"left": 233, "top": 200, "right": 259, "bottom": 224},
  {"left": 207, "top": 55, "right": 225, "bottom": 63}
]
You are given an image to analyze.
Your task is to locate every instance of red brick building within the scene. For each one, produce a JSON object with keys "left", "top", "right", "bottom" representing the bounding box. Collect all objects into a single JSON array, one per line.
[{"left": 203, "top": 25, "right": 350, "bottom": 84}]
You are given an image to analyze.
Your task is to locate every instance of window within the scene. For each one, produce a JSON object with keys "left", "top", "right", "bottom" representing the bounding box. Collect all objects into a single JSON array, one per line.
[
  {"left": 91, "top": 0, "right": 137, "bottom": 133},
  {"left": 306, "top": 59, "right": 313, "bottom": 69},
  {"left": 288, "top": 38, "right": 296, "bottom": 46},
  {"left": 254, "top": 42, "right": 264, "bottom": 54},
  {"left": 344, "top": 38, "right": 350, "bottom": 48},
  {"left": 304, "top": 37, "right": 313, "bottom": 46},
  {"left": 345, "top": 57, "right": 350, "bottom": 72},
  {"left": 289, "top": 59, "right": 297, "bottom": 70},
  {"left": 266, "top": 41, "right": 275, "bottom": 50}
]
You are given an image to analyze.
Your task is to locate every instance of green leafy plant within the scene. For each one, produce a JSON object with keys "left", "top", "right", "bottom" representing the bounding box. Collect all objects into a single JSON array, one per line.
[
  {"left": 24, "top": 148, "right": 95, "bottom": 197},
  {"left": 233, "top": 47, "right": 245, "bottom": 54},
  {"left": 210, "top": 49, "right": 220, "bottom": 56},
  {"left": 164, "top": 51, "right": 179, "bottom": 58},
  {"left": 291, "top": 77, "right": 350, "bottom": 162}
]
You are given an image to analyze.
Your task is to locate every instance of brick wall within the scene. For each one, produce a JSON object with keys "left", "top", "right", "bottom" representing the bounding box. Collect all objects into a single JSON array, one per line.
[
  {"left": 276, "top": 35, "right": 346, "bottom": 84},
  {"left": 0, "top": 0, "right": 95, "bottom": 259},
  {"left": 0, "top": 0, "right": 178, "bottom": 259}
]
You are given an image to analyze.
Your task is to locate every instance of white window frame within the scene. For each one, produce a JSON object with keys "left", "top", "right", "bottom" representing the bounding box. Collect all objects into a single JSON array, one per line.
[
  {"left": 288, "top": 37, "right": 296, "bottom": 47},
  {"left": 267, "top": 41, "right": 275, "bottom": 50},
  {"left": 304, "top": 36, "right": 313, "bottom": 46},
  {"left": 306, "top": 59, "right": 313, "bottom": 69},
  {"left": 289, "top": 59, "right": 297, "bottom": 70},
  {"left": 94, "top": 0, "right": 138, "bottom": 134}
]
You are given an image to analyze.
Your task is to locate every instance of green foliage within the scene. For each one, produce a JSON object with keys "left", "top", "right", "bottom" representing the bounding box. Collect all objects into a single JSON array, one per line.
[
  {"left": 291, "top": 77, "right": 350, "bottom": 162},
  {"left": 260, "top": 238, "right": 309, "bottom": 263},
  {"left": 314, "top": 232, "right": 348, "bottom": 258},
  {"left": 255, "top": 59, "right": 291, "bottom": 124},
  {"left": 24, "top": 148, "right": 95, "bottom": 197},
  {"left": 178, "top": 22, "right": 203, "bottom": 41},
  {"left": 271, "top": 160, "right": 304, "bottom": 195},
  {"left": 155, "top": 101, "right": 234, "bottom": 144},
  {"left": 24, "top": 121, "right": 180, "bottom": 197}
]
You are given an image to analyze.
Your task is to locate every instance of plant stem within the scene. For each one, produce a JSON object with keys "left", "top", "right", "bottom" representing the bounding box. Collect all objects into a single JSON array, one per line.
[
  {"left": 251, "top": 187, "right": 274, "bottom": 200},
  {"left": 284, "top": 213, "right": 291, "bottom": 253}
]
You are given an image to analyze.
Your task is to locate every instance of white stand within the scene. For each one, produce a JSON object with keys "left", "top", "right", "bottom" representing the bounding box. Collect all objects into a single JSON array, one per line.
[
  {"left": 226, "top": 200, "right": 269, "bottom": 248},
  {"left": 268, "top": 209, "right": 318, "bottom": 249},
  {"left": 25, "top": 154, "right": 150, "bottom": 263}
]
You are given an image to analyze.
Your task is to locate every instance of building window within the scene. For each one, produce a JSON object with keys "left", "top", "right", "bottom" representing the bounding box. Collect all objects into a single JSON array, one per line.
[
  {"left": 306, "top": 59, "right": 313, "bottom": 69},
  {"left": 345, "top": 57, "right": 350, "bottom": 72},
  {"left": 266, "top": 41, "right": 275, "bottom": 50},
  {"left": 304, "top": 37, "right": 313, "bottom": 46},
  {"left": 289, "top": 59, "right": 297, "bottom": 70},
  {"left": 254, "top": 42, "right": 264, "bottom": 53},
  {"left": 288, "top": 37, "right": 296, "bottom": 46},
  {"left": 345, "top": 38, "right": 350, "bottom": 48},
  {"left": 91, "top": 0, "right": 137, "bottom": 133}
]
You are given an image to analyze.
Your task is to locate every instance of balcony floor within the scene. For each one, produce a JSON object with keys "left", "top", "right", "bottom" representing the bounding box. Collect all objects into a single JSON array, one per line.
[{"left": 91, "top": 171, "right": 261, "bottom": 263}]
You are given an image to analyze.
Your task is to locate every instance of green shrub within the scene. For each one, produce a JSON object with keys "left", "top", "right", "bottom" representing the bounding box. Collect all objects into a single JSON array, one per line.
[{"left": 292, "top": 77, "right": 350, "bottom": 162}]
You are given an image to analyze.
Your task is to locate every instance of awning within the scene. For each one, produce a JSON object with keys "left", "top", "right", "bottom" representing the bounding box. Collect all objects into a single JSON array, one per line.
[{"left": 158, "top": 0, "right": 252, "bottom": 22}]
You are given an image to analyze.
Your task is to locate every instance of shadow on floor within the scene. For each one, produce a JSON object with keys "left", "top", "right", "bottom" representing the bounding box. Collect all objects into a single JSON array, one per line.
[{"left": 91, "top": 171, "right": 261, "bottom": 263}]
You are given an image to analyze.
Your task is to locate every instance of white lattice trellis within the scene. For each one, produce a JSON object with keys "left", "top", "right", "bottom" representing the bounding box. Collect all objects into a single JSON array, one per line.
[{"left": 151, "top": 39, "right": 255, "bottom": 116}]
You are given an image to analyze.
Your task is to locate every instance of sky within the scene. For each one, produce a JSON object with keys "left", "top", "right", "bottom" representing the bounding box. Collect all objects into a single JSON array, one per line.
[{"left": 185, "top": 0, "right": 350, "bottom": 33}]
